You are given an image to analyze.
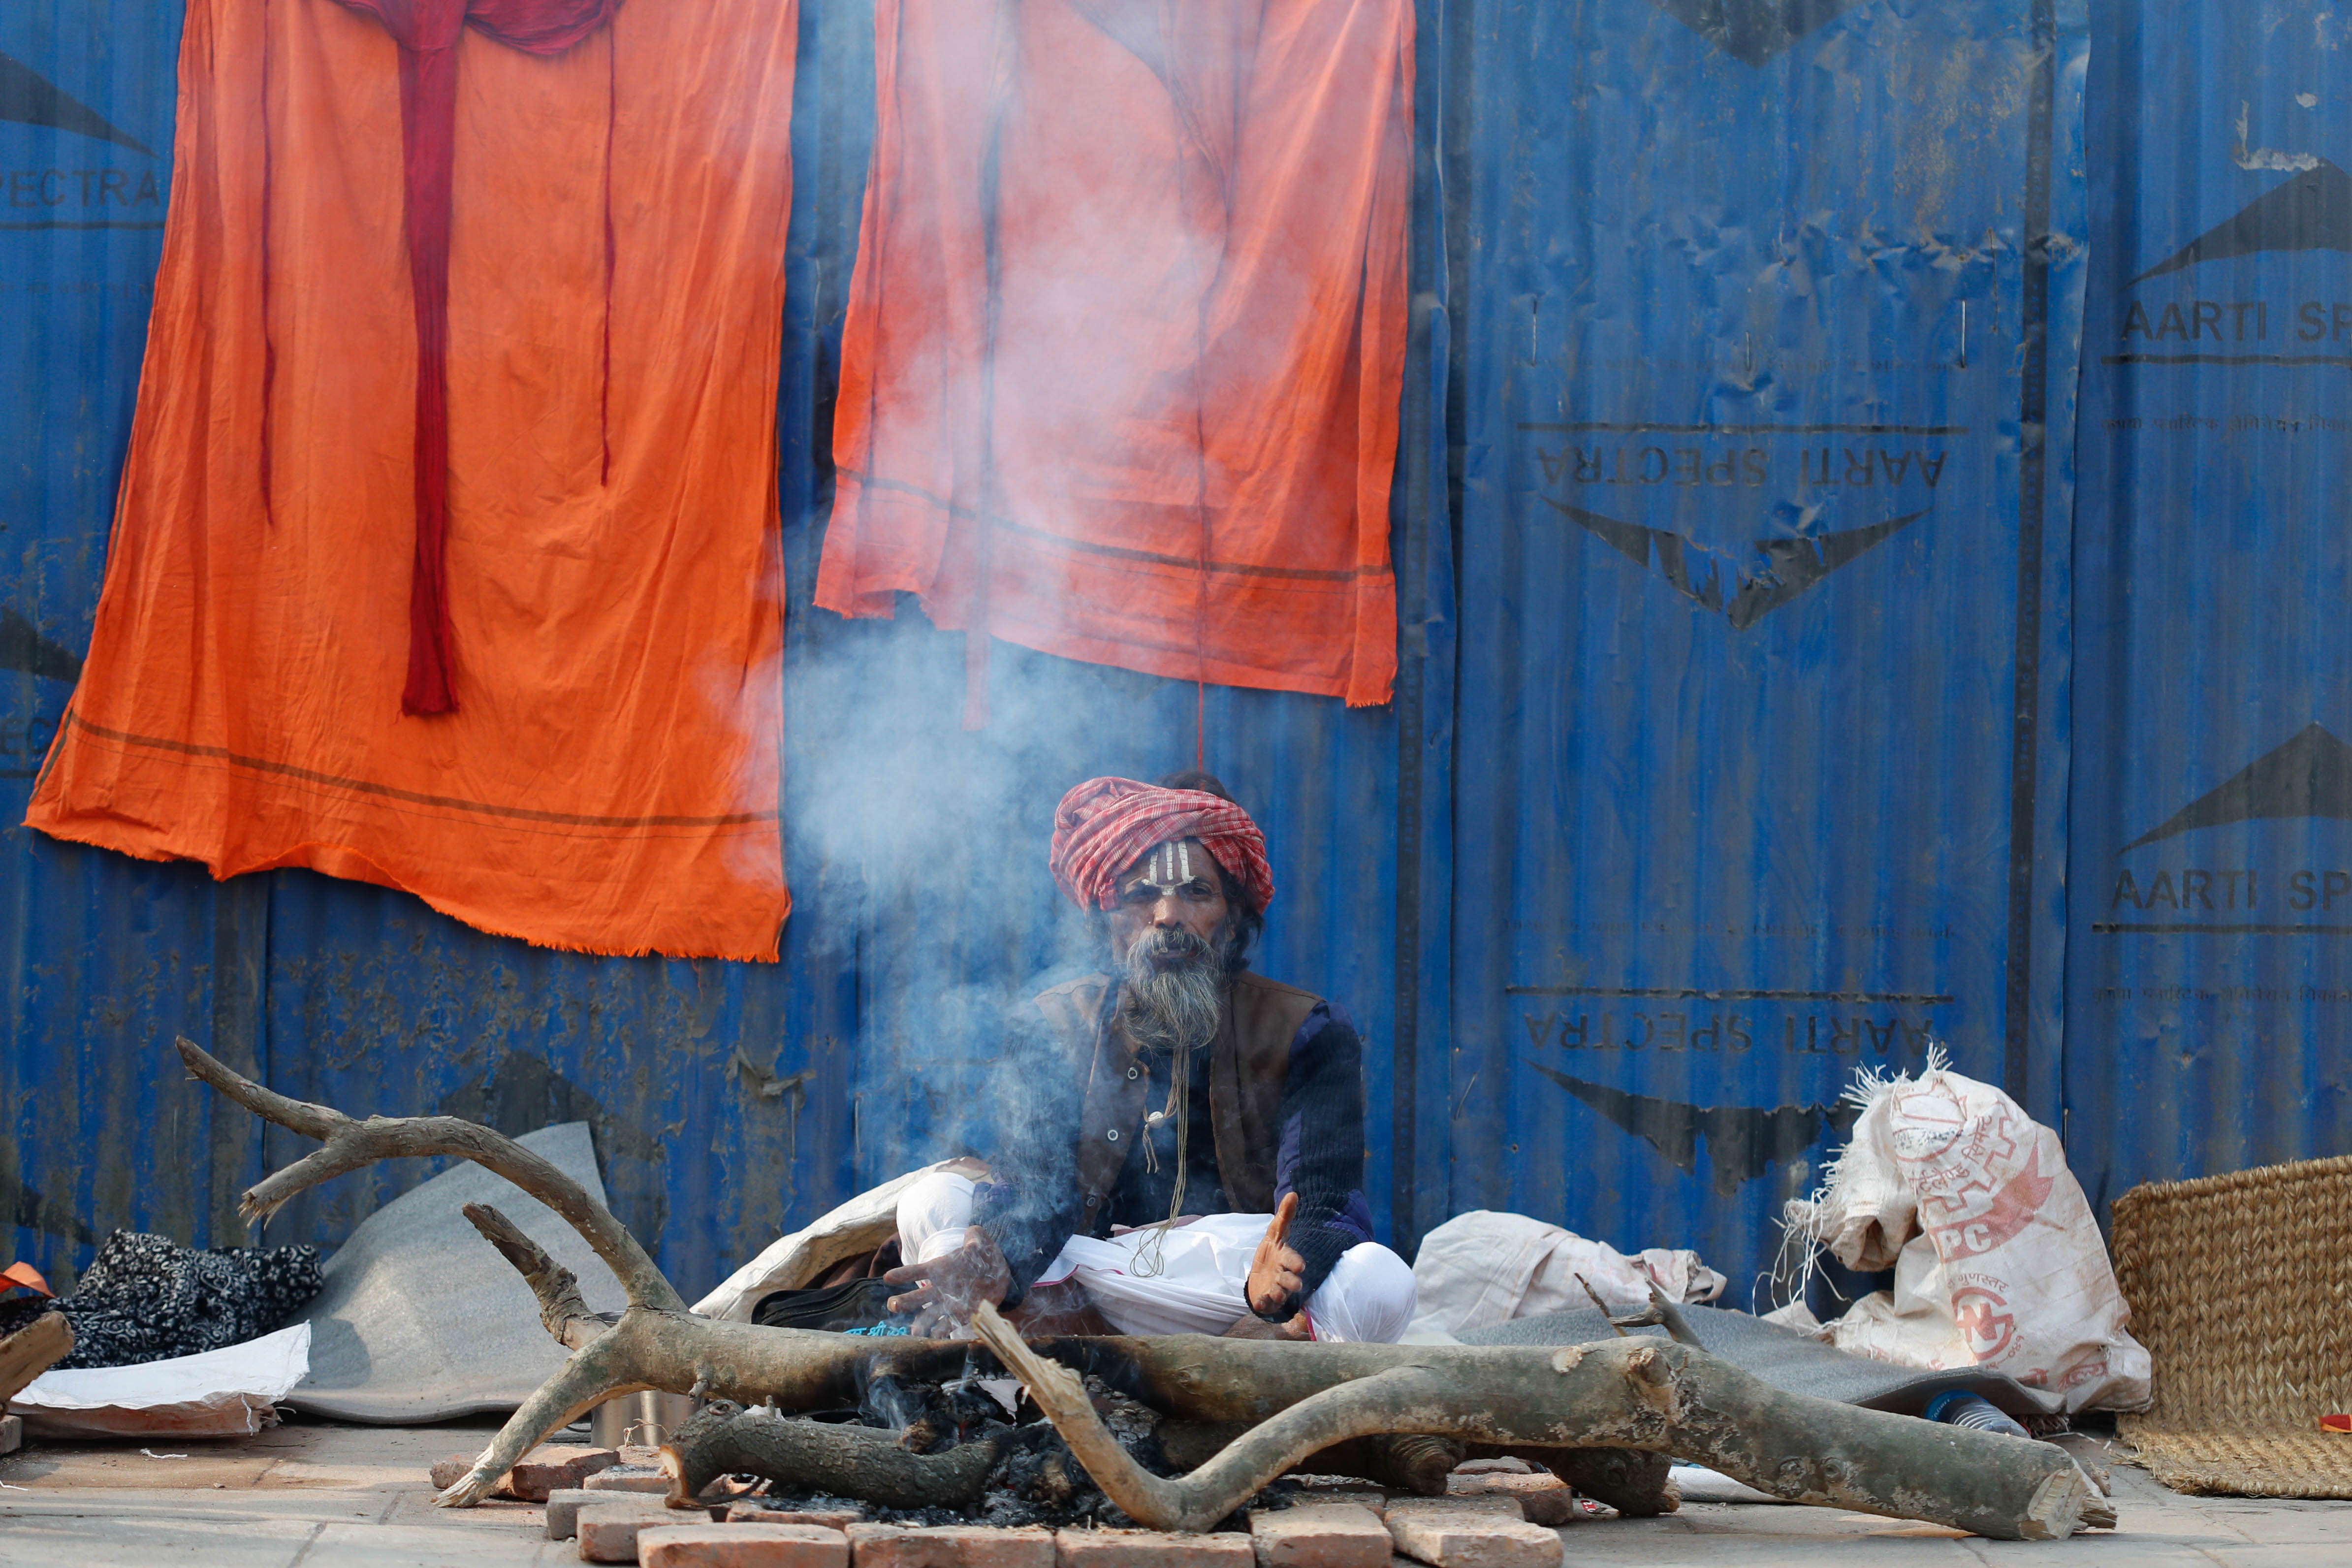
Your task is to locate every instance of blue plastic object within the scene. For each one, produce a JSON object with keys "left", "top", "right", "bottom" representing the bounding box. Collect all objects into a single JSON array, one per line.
[{"left": 1923, "top": 1389, "right": 2032, "bottom": 1439}]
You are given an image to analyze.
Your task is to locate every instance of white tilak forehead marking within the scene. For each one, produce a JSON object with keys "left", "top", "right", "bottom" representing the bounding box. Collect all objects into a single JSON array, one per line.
[{"left": 1134, "top": 839, "right": 1197, "bottom": 896}]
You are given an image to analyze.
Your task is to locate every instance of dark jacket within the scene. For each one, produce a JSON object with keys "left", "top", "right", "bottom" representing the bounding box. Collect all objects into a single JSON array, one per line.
[{"left": 974, "top": 970, "right": 1375, "bottom": 1317}]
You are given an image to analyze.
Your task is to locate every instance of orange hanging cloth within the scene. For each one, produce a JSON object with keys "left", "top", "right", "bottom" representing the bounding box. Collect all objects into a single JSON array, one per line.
[
  {"left": 323, "top": 0, "right": 626, "bottom": 716},
  {"left": 25, "top": 0, "right": 796, "bottom": 960},
  {"left": 820, "top": 0, "right": 1410, "bottom": 710}
]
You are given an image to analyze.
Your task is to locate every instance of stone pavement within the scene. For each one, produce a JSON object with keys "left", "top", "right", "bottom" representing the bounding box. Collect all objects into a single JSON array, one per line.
[{"left": 2, "top": 1419, "right": 2349, "bottom": 1568}]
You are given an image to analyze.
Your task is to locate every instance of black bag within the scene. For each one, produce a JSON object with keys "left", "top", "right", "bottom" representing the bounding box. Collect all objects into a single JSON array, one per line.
[{"left": 749, "top": 1276, "right": 903, "bottom": 1332}]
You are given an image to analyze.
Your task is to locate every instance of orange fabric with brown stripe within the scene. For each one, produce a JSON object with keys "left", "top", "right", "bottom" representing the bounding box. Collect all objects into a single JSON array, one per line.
[
  {"left": 25, "top": 0, "right": 796, "bottom": 960},
  {"left": 819, "top": 0, "right": 1411, "bottom": 707}
]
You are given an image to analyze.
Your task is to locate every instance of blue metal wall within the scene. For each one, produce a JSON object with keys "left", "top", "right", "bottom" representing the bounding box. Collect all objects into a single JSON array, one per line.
[
  {"left": 0, "top": 0, "right": 231, "bottom": 1282},
  {"left": 2067, "top": 0, "right": 2352, "bottom": 1213},
  {"left": 22, "top": 0, "right": 2333, "bottom": 1320},
  {"left": 1439, "top": 0, "right": 2086, "bottom": 1299},
  {"left": 0, "top": 0, "right": 1433, "bottom": 1299}
]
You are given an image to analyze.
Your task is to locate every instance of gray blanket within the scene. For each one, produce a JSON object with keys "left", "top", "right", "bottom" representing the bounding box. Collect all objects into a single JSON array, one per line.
[
  {"left": 1458, "top": 1305, "right": 2064, "bottom": 1418},
  {"left": 286, "top": 1122, "right": 629, "bottom": 1423}
]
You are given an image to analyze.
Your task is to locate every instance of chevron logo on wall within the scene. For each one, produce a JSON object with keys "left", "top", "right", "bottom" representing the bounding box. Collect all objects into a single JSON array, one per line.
[
  {"left": 2130, "top": 160, "right": 2352, "bottom": 284},
  {"left": 0, "top": 50, "right": 152, "bottom": 156},
  {"left": 1541, "top": 495, "right": 1927, "bottom": 630},
  {"left": 2124, "top": 723, "right": 2352, "bottom": 850},
  {"left": 1527, "top": 1062, "right": 1863, "bottom": 1194}
]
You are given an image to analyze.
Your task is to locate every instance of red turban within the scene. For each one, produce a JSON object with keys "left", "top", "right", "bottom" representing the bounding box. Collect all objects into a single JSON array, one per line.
[{"left": 1050, "top": 777, "right": 1275, "bottom": 914}]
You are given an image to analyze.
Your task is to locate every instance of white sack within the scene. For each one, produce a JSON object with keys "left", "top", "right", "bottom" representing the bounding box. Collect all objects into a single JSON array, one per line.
[
  {"left": 1407, "top": 1209, "right": 1725, "bottom": 1338},
  {"left": 695, "top": 1159, "right": 977, "bottom": 1321},
  {"left": 9, "top": 1321, "right": 310, "bottom": 1439},
  {"left": 1785, "top": 1060, "right": 2151, "bottom": 1412}
]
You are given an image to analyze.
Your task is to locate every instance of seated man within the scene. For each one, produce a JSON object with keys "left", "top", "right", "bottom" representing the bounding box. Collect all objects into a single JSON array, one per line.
[{"left": 885, "top": 772, "right": 1415, "bottom": 1342}]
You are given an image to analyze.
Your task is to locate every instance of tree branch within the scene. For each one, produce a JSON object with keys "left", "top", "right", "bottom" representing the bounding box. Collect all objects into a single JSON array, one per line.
[
  {"left": 438, "top": 1320, "right": 657, "bottom": 1506},
  {"left": 185, "top": 1058, "right": 2113, "bottom": 1543},
  {"left": 177, "top": 1035, "right": 683, "bottom": 1312},
  {"left": 972, "top": 1305, "right": 2111, "bottom": 1540},
  {"left": 975, "top": 1301, "right": 1454, "bottom": 1532},
  {"left": 659, "top": 1401, "right": 1009, "bottom": 1509},
  {"left": 463, "top": 1202, "right": 608, "bottom": 1350}
]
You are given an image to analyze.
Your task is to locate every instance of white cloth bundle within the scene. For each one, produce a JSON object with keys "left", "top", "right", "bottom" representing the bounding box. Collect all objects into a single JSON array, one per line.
[{"left": 1405, "top": 1209, "right": 1725, "bottom": 1338}]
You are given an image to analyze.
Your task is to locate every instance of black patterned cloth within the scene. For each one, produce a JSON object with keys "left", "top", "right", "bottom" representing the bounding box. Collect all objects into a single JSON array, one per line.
[{"left": 0, "top": 1231, "right": 321, "bottom": 1369}]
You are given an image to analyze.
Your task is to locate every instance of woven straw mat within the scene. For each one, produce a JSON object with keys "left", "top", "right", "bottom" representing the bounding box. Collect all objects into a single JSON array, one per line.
[{"left": 2111, "top": 1152, "right": 2352, "bottom": 1497}]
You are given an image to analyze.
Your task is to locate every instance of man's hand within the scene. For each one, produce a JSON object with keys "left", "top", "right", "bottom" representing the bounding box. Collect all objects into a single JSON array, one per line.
[
  {"left": 1245, "top": 1192, "right": 1307, "bottom": 1318},
  {"left": 883, "top": 1226, "right": 1012, "bottom": 1337}
]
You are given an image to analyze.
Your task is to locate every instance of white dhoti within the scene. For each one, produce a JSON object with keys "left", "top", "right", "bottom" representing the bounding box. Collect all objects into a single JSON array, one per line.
[{"left": 897, "top": 1170, "right": 1416, "bottom": 1344}]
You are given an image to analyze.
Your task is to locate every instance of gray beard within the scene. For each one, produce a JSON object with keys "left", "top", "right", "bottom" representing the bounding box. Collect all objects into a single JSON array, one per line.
[{"left": 1118, "top": 928, "right": 1224, "bottom": 1056}]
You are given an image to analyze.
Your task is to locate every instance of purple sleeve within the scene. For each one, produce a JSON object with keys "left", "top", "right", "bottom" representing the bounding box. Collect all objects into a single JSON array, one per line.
[{"left": 1258, "top": 1001, "right": 1372, "bottom": 1318}]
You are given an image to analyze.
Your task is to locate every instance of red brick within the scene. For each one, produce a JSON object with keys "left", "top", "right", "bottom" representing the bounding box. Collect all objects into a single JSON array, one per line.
[
  {"left": 1055, "top": 1528, "right": 1255, "bottom": 1568},
  {"left": 434, "top": 1443, "right": 621, "bottom": 1500},
  {"left": 847, "top": 1523, "right": 1056, "bottom": 1568},
  {"left": 1449, "top": 1459, "right": 1530, "bottom": 1476},
  {"left": 642, "top": 1524, "right": 853, "bottom": 1568},
  {"left": 1282, "top": 1487, "right": 1387, "bottom": 1516},
  {"left": 580, "top": 1501, "right": 709, "bottom": 1563},
  {"left": 430, "top": 1452, "right": 497, "bottom": 1494},
  {"left": 728, "top": 1506, "right": 864, "bottom": 1529},
  {"left": 1392, "top": 1498, "right": 1520, "bottom": 1521},
  {"left": 1445, "top": 1472, "right": 1572, "bottom": 1527},
  {"left": 554, "top": 1489, "right": 735, "bottom": 1538},
  {"left": 1245, "top": 1504, "right": 1391, "bottom": 1568},
  {"left": 590, "top": 1467, "right": 678, "bottom": 1495},
  {"left": 510, "top": 1443, "right": 621, "bottom": 1501},
  {"left": 1386, "top": 1512, "right": 1562, "bottom": 1568},
  {"left": 547, "top": 1488, "right": 601, "bottom": 1539}
]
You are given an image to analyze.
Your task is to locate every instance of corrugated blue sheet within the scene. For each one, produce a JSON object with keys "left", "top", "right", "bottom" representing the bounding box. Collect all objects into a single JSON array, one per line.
[
  {"left": 14, "top": 0, "right": 2209, "bottom": 1318},
  {"left": 0, "top": 0, "right": 233, "bottom": 1275},
  {"left": 0, "top": 0, "right": 1431, "bottom": 1299},
  {"left": 1441, "top": 0, "right": 2086, "bottom": 1296},
  {"left": 2068, "top": 0, "right": 2352, "bottom": 1213}
]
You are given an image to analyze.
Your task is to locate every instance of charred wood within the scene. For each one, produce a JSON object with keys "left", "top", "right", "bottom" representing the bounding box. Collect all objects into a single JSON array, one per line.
[{"left": 659, "top": 1399, "right": 1008, "bottom": 1510}]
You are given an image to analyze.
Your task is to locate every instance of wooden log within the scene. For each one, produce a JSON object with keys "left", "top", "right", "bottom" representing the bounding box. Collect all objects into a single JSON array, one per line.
[
  {"left": 175, "top": 1037, "right": 681, "bottom": 1313},
  {"left": 181, "top": 1042, "right": 2115, "bottom": 1542},
  {"left": 0, "top": 1312, "right": 72, "bottom": 1406},
  {"left": 1469, "top": 1445, "right": 1675, "bottom": 1517},
  {"left": 1158, "top": 1424, "right": 1463, "bottom": 1499},
  {"left": 657, "top": 1399, "right": 1008, "bottom": 1510},
  {"left": 969, "top": 1304, "right": 2113, "bottom": 1540},
  {"left": 463, "top": 1202, "right": 608, "bottom": 1350}
]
